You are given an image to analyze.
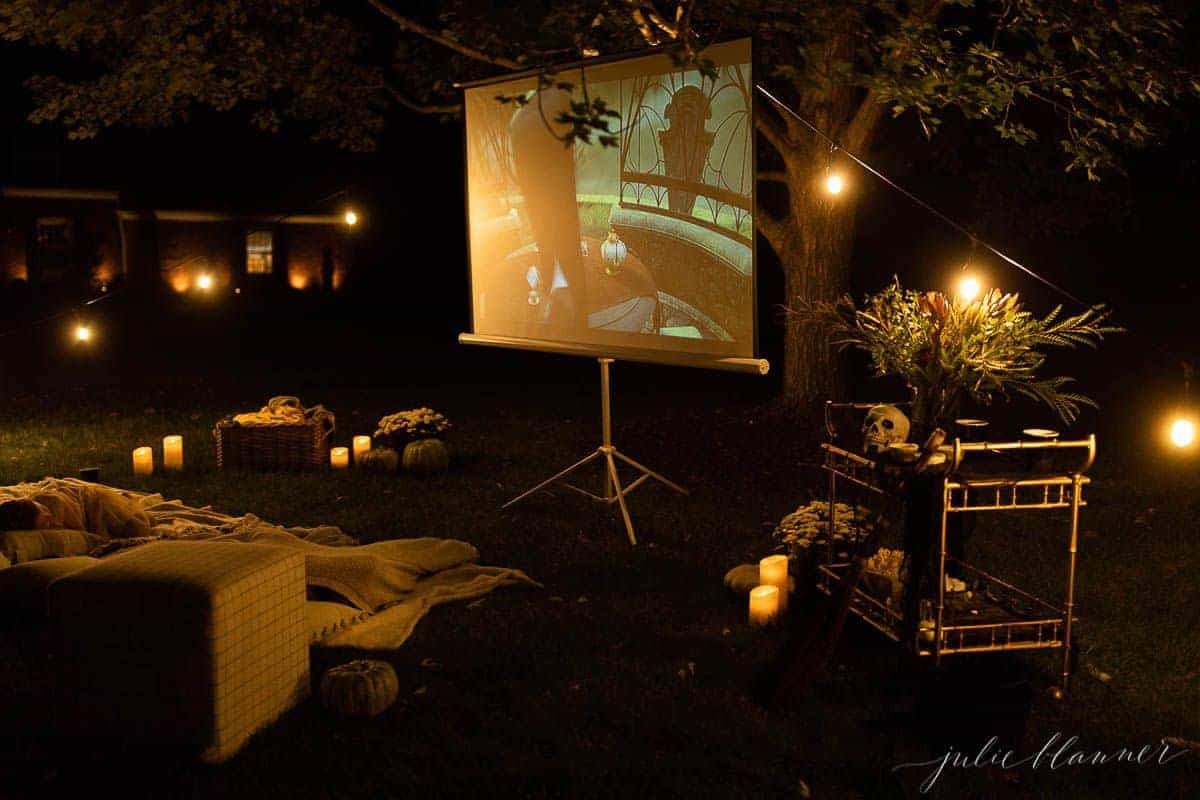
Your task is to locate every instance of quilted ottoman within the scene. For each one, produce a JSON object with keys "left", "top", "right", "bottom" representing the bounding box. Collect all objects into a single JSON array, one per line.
[{"left": 48, "top": 541, "right": 310, "bottom": 763}]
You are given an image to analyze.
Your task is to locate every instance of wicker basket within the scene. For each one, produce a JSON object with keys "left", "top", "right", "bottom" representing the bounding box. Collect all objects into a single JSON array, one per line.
[{"left": 215, "top": 415, "right": 335, "bottom": 471}]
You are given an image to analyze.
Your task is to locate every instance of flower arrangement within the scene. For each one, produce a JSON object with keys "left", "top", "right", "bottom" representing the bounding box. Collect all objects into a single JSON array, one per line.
[
  {"left": 374, "top": 408, "right": 451, "bottom": 446},
  {"left": 800, "top": 277, "right": 1121, "bottom": 435}
]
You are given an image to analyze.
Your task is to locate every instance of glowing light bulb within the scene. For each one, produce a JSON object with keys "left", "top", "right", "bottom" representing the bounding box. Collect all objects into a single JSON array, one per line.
[
  {"left": 344, "top": 210, "right": 358, "bottom": 226},
  {"left": 74, "top": 324, "right": 92, "bottom": 342},
  {"left": 957, "top": 275, "right": 981, "bottom": 303},
  {"left": 196, "top": 273, "right": 214, "bottom": 291},
  {"left": 824, "top": 173, "right": 845, "bottom": 195},
  {"left": 1170, "top": 418, "right": 1195, "bottom": 448}
]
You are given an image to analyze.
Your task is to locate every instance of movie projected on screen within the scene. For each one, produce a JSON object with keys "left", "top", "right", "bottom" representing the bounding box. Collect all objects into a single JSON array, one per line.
[{"left": 465, "top": 40, "right": 754, "bottom": 362}]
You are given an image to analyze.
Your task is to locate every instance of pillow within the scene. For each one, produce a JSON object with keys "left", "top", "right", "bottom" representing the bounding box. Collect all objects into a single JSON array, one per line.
[
  {"left": 0, "top": 551, "right": 10, "bottom": 571},
  {"left": 0, "top": 529, "right": 100, "bottom": 565},
  {"left": 0, "top": 556, "right": 100, "bottom": 620},
  {"left": 79, "top": 485, "right": 152, "bottom": 539},
  {"left": 306, "top": 600, "right": 372, "bottom": 645},
  {"left": 0, "top": 499, "right": 45, "bottom": 531},
  {"left": 28, "top": 490, "right": 87, "bottom": 531}
]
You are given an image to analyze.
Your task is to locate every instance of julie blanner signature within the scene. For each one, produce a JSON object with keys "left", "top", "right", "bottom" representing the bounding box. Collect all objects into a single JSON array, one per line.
[{"left": 892, "top": 733, "right": 1191, "bottom": 794}]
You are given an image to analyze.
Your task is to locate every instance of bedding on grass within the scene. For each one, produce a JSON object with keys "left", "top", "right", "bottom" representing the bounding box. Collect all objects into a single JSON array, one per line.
[{"left": 0, "top": 478, "right": 540, "bottom": 649}]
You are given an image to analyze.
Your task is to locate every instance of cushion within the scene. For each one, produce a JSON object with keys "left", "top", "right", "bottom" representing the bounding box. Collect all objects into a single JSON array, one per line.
[
  {"left": 307, "top": 600, "right": 372, "bottom": 645},
  {"left": 0, "top": 499, "right": 45, "bottom": 531},
  {"left": 28, "top": 490, "right": 87, "bottom": 531},
  {"left": 0, "top": 529, "right": 99, "bottom": 564},
  {"left": 0, "top": 551, "right": 9, "bottom": 570},
  {"left": 0, "top": 556, "right": 99, "bottom": 619},
  {"left": 723, "top": 563, "right": 796, "bottom": 594}
]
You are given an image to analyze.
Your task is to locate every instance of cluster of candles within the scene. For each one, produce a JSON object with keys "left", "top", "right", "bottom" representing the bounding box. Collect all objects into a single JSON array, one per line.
[
  {"left": 749, "top": 554, "right": 789, "bottom": 626},
  {"left": 131, "top": 435, "right": 184, "bottom": 475},
  {"left": 330, "top": 436, "right": 372, "bottom": 469}
]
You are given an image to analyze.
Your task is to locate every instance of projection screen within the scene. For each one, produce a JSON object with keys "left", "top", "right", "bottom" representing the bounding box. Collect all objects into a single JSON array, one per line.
[{"left": 463, "top": 39, "right": 757, "bottom": 369}]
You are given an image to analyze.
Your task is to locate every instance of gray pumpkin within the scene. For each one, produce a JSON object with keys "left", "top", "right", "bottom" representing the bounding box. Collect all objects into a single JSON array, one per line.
[{"left": 359, "top": 447, "right": 400, "bottom": 473}]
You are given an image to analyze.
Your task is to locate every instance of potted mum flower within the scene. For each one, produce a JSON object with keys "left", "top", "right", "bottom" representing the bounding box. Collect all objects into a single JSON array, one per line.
[{"left": 373, "top": 408, "right": 452, "bottom": 450}]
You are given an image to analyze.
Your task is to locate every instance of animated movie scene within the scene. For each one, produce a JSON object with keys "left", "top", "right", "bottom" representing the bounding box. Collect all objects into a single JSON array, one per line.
[{"left": 466, "top": 40, "right": 754, "bottom": 358}]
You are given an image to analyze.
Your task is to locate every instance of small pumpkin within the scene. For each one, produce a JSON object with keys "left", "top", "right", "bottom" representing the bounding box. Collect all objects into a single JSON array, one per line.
[
  {"left": 320, "top": 659, "right": 400, "bottom": 717},
  {"left": 402, "top": 438, "right": 449, "bottom": 474},
  {"left": 359, "top": 447, "right": 400, "bottom": 473}
]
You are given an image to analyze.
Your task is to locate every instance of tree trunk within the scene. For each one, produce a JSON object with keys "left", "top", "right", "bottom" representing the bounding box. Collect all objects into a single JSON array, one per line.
[{"left": 776, "top": 153, "right": 858, "bottom": 407}]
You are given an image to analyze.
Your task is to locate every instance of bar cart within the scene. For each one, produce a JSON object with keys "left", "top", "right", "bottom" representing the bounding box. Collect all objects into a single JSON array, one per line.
[{"left": 815, "top": 401, "right": 1096, "bottom": 694}]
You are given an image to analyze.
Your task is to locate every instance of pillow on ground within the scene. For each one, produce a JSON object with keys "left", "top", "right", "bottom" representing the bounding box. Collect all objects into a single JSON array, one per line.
[
  {"left": 723, "top": 563, "right": 796, "bottom": 594},
  {"left": 29, "top": 489, "right": 87, "bottom": 531},
  {"left": 0, "top": 529, "right": 100, "bottom": 564},
  {"left": 0, "top": 556, "right": 99, "bottom": 619},
  {"left": 0, "top": 499, "right": 45, "bottom": 531},
  {"left": 307, "top": 600, "right": 373, "bottom": 645}
]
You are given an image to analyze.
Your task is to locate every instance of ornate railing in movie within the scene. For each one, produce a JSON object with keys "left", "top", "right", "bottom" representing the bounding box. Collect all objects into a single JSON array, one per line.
[{"left": 618, "top": 65, "right": 753, "bottom": 246}]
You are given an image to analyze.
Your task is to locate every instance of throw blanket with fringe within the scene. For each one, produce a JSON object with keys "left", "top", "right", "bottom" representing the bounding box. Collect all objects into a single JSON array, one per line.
[
  {"left": 230, "top": 395, "right": 335, "bottom": 429},
  {"left": 1, "top": 478, "right": 540, "bottom": 650}
]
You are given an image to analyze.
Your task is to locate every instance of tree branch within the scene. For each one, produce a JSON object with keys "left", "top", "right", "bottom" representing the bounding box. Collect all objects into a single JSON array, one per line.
[
  {"left": 845, "top": 0, "right": 947, "bottom": 152},
  {"left": 756, "top": 171, "right": 789, "bottom": 184},
  {"left": 382, "top": 83, "right": 462, "bottom": 115},
  {"left": 755, "top": 207, "right": 789, "bottom": 257},
  {"left": 366, "top": 0, "right": 522, "bottom": 70},
  {"left": 755, "top": 111, "right": 793, "bottom": 159}
]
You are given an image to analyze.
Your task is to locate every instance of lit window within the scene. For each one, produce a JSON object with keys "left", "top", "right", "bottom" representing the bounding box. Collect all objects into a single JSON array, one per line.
[{"left": 246, "top": 230, "right": 273, "bottom": 274}]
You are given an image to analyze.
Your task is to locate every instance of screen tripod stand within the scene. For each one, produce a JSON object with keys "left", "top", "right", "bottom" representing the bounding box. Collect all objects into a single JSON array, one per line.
[{"left": 502, "top": 357, "right": 687, "bottom": 544}]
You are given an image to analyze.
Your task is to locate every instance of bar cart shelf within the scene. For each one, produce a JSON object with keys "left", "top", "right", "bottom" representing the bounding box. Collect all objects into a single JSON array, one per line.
[{"left": 814, "top": 402, "right": 1096, "bottom": 693}]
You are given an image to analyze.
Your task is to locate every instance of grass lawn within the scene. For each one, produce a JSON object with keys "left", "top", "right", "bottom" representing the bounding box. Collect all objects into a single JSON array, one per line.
[{"left": 0, "top": 328, "right": 1197, "bottom": 799}]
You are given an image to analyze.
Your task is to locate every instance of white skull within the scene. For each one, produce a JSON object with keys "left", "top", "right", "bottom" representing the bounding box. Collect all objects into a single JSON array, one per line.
[{"left": 862, "top": 405, "right": 910, "bottom": 454}]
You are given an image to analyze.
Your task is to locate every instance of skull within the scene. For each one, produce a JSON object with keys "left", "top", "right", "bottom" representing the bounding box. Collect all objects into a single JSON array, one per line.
[{"left": 861, "top": 404, "right": 910, "bottom": 454}]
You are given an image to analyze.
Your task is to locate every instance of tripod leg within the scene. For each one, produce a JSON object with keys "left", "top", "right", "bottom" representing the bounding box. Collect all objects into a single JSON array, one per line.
[
  {"left": 612, "top": 450, "right": 688, "bottom": 496},
  {"left": 503, "top": 450, "right": 603, "bottom": 508},
  {"left": 605, "top": 451, "right": 637, "bottom": 545}
]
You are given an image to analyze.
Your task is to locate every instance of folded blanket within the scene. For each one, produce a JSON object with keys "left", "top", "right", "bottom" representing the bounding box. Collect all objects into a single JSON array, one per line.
[
  {"left": 2, "top": 478, "right": 540, "bottom": 651},
  {"left": 230, "top": 395, "right": 334, "bottom": 429}
]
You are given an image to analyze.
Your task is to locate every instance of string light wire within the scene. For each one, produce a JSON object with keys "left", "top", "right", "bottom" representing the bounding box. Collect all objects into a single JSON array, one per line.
[
  {"left": 755, "top": 84, "right": 1089, "bottom": 307},
  {"left": 0, "top": 283, "right": 126, "bottom": 340}
]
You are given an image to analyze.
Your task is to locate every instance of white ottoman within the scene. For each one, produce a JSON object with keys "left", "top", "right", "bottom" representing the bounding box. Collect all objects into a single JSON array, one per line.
[{"left": 48, "top": 541, "right": 310, "bottom": 763}]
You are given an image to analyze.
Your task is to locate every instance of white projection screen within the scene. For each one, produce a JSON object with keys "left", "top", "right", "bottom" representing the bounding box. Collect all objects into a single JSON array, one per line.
[{"left": 464, "top": 39, "right": 757, "bottom": 369}]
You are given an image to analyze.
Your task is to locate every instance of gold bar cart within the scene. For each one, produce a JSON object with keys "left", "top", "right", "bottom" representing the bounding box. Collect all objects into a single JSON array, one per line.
[{"left": 814, "top": 401, "right": 1096, "bottom": 695}]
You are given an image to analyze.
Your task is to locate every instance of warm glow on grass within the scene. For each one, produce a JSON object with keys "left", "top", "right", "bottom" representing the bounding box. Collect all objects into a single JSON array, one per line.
[
  {"left": 196, "top": 273, "right": 214, "bottom": 291},
  {"left": 1170, "top": 417, "right": 1196, "bottom": 448},
  {"left": 957, "top": 275, "right": 982, "bottom": 303},
  {"left": 344, "top": 210, "right": 358, "bottom": 226},
  {"left": 824, "top": 173, "right": 845, "bottom": 195}
]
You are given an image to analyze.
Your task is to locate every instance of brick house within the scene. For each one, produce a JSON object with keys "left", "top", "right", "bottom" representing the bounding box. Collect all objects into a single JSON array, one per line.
[{"left": 1, "top": 186, "right": 353, "bottom": 295}]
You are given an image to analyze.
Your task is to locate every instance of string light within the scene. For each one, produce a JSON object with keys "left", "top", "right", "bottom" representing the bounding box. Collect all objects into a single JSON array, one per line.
[
  {"left": 344, "top": 210, "right": 358, "bottom": 226},
  {"left": 755, "top": 85, "right": 1088, "bottom": 308},
  {"left": 824, "top": 172, "right": 845, "bottom": 195},
  {"left": 956, "top": 275, "right": 981, "bottom": 302},
  {"left": 1170, "top": 418, "right": 1195, "bottom": 448},
  {"left": 196, "top": 273, "right": 214, "bottom": 291},
  {"left": 74, "top": 323, "right": 92, "bottom": 343}
]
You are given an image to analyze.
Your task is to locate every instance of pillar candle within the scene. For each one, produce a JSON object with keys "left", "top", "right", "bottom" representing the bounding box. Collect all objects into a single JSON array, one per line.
[
  {"left": 132, "top": 446, "right": 153, "bottom": 476},
  {"left": 748, "top": 585, "right": 780, "bottom": 626},
  {"left": 163, "top": 435, "right": 183, "bottom": 471},
  {"left": 352, "top": 435, "right": 371, "bottom": 464},
  {"left": 759, "top": 554, "right": 790, "bottom": 612},
  {"left": 330, "top": 447, "right": 350, "bottom": 469}
]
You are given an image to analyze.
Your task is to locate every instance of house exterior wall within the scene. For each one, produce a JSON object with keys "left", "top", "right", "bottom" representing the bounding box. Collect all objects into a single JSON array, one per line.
[
  {"left": 155, "top": 219, "right": 241, "bottom": 293},
  {"left": 0, "top": 190, "right": 122, "bottom": 289},
  {"left": 2, "top": 189, "right": 354, "bottom": 295},
  {"left": 282, "top": 224, "right": 350, "bottom": 291}
]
